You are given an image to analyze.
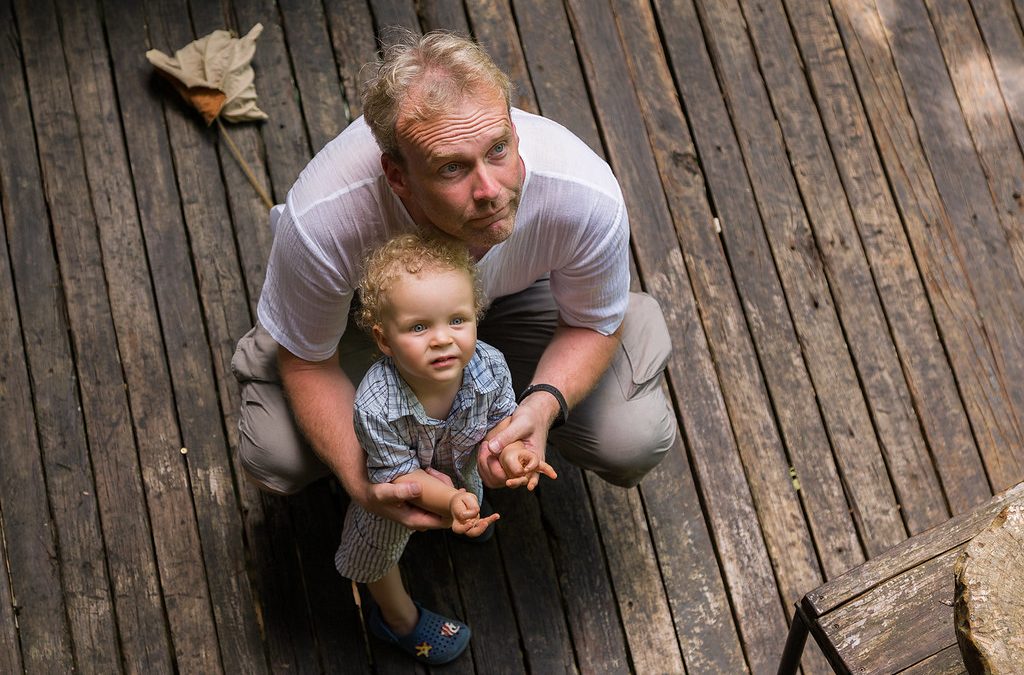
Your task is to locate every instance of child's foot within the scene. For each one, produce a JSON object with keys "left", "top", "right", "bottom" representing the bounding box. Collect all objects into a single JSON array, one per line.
[{"left": 368, "top": 601, "right": 471, "bottom": 665}]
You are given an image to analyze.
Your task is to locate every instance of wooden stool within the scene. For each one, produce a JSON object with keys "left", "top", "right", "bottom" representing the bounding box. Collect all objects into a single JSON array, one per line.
[{"left": 777, "top": 482, "right": 1024, "bottom": 674}]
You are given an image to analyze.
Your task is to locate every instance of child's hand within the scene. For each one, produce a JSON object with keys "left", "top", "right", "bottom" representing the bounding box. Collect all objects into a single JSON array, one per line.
[
  {"left": 499, "top": 443, "right": 558, "bottom": 490},
  {"left": 449, "top": 489, "right": 500, "bottom": 537}
]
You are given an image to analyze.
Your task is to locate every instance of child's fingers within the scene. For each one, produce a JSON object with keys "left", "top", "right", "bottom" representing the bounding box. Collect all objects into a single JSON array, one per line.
[
  {"left": 518, "top": 451, "right": 539, "bottom": 473},
  {"left": 504, "top": 474, "right": 530, "bottom": 488},
  {"left": 468, "top": 513, "right": 500, "bottom": 537},
  {"left": 537, "top": 461, "right": 558, "bottom": 480}
]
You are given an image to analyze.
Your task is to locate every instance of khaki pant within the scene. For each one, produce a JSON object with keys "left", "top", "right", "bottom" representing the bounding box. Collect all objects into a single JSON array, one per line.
[{"left": 230, "top": 279, "right": 677, "bottom": 492}]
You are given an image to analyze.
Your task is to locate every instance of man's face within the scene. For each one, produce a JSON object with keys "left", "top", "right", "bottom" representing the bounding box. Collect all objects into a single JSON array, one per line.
[{"left": 383, "top": 87, "right": 524, "bottom": 251}]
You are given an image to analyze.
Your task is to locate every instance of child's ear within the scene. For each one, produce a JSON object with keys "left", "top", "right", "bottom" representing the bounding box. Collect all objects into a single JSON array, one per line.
[{"left": 372, "top": 325, "right": 393, "bottom": 356}]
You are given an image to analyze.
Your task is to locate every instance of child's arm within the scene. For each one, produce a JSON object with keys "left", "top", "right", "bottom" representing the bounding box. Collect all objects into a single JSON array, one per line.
[
  {"left": 393, "top": 469, "right": 499, "bottom": 536},
  {"left": 499, "top": 441, "right": 558, "bottom": 490}
]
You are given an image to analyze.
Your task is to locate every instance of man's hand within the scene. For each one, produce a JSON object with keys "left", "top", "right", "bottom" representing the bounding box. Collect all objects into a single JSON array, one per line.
[
  {"left": 358, "top": 467, "right": 455, "bottom": 531},
  {"left": 477, "top": 399, "right": 558, "bottom": 488}
]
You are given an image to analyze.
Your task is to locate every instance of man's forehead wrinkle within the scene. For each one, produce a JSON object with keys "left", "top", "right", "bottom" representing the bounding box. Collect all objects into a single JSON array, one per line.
[
  {"left": 397, "top": 98, "right": 511, "bottom": 161},
  {"left": 415, "top": 118, "right": 511, "bottom": 163}
]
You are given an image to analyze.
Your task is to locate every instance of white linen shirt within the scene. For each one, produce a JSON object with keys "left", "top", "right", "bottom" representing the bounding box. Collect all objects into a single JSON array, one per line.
[{"left": 258, "top": 108, "right": 630, "bottom": 362}]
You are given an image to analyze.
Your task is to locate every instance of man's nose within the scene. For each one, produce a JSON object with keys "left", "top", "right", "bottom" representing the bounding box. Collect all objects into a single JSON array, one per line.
[{"left": 472, "top": 165, "right": 501, "bottom": 202}]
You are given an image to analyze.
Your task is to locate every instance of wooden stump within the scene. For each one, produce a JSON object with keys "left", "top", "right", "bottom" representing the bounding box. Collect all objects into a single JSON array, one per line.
[{"left": 954, "top": 498, "right": 1024, "bottom": 674}]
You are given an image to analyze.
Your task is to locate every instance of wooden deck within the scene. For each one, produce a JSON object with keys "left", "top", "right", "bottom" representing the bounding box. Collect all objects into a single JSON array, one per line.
[{"left": 2, "top": 0, "right": 1024, "bottom": 672}]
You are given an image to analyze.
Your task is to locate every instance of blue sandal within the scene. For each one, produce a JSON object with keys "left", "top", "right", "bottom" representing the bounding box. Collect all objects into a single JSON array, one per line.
[{"left": 368, "top": 601, "right": 471, "bottom": 665}]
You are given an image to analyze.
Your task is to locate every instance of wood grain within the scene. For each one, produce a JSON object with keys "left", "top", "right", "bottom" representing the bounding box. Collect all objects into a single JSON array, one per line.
[
  {"left": 737, "top": 0, "right": 949, "bottom": 534},
  {"left": 783, "top": 0, "right": 990, "bottom": 516}
]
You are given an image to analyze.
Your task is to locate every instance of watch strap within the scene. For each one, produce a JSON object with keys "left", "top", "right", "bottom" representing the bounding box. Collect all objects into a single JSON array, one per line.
[{"left": 517, "top": 383, "right": 568, "bottom": 429}]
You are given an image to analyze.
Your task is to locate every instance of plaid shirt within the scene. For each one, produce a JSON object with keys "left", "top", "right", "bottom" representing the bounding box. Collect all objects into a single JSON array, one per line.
[{"left": 353, "top": 340, "right": 516, "bottom": 498}]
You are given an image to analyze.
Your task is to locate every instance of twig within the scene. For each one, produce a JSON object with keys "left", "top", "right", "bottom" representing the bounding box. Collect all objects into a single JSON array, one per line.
[{"left": 216, "top": 117, "right": 273, "bottom": 210}]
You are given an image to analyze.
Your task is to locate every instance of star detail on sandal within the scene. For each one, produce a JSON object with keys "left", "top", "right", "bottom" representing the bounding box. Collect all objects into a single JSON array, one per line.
[
  {"left": 416, "top": 642, "right": 432, "bottom": 658},
  {"left": 441, "top": 622, "right": 461, "bottom": 637}
]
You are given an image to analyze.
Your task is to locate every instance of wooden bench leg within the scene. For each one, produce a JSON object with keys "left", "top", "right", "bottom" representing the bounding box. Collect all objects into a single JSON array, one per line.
[{"left": 776, "top": 607, "right": 809, "bottom": 675}]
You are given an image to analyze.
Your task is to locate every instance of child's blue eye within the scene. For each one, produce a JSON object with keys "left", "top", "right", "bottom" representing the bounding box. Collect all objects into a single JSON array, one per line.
[
  {"left": 411, "top": 323, "right": 426, "bottom": 332},
  {"left": 451, "top": 317, "right": 464, "bottom": 326}
]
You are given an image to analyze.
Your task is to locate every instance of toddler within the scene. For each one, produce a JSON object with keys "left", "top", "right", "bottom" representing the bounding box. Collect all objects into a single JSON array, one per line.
[{"left": 335, "top": 234, "right": 555, "bottom": 665}]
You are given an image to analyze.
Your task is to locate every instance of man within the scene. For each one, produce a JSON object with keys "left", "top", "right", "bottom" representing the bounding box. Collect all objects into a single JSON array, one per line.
[{"left": 231, "top": 30, "right": 677, "bottom": 530}]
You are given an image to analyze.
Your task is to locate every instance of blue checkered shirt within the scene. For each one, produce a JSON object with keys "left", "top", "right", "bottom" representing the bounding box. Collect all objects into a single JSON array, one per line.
[{"left": 353, "top": 340, "right": 517, "bottom": 499}]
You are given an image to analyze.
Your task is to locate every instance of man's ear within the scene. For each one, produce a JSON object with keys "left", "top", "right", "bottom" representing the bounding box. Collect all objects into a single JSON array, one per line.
[
  {"left": 372, "top": 324, "right": 393, "bottom": 357},
  {"left": 381, "top": 153, "right": 410, "bottom": 200}
]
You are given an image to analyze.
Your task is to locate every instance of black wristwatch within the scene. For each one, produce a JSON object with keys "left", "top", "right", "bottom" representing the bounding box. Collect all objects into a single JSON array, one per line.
[{"left": 517, "top": 383, "right": 568, "bottom": 429}]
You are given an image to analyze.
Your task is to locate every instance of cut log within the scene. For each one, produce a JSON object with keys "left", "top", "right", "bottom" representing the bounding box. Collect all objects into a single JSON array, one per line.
[{"left": 954, "top": 497, "right": 1024, "bottom": 674}]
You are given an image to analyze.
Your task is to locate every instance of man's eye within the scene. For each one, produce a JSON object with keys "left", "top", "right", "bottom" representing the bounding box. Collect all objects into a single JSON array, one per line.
[
  {"left": 491, "top": 142, "right": 507, "bottom": 156},
  {"left": 441, "top": 162, "right": 461, "bottom": 175}
]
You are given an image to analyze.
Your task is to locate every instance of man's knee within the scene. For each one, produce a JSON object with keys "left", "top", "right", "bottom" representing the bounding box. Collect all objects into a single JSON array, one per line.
[
  {"left": 559, "top": 384, "right": 677, "bottom": 487},
  {"left": 237, "top": 381, "right": 329, "bottom": 495}
]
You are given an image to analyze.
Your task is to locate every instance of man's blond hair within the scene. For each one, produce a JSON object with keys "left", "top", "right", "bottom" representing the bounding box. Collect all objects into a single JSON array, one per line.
[
  {"left": 356, "top": 234, "right": 486, "bottom": 331},
  {"left": 361, "top": 29, "right": 513, "bottom": 159}
]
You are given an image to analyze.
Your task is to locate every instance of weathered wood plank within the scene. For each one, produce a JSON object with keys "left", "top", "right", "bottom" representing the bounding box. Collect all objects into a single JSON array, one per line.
[
  {"left": 491, "top": 3, "right": 684, "bottom": 671},
  {"left": 54, "top": 0, "right": 225, "bottom": 670},
  {"left": 587, "top": 481, "right": 685, "bottom": 673},
  {"left": 971, "top": 0, "right": 1024, "bottom": 161},
  {"left": 818, "top": 548, "right": 960, "bottom": 673},
  {"left": 872, "top": 0, "right": 1024, "bottom": 485},
  {"left": 279, "top": 0, "right": 351, "bottom": 153},
  {"left": 101, "top": 0, "right": 269, "bottom": 670},
  {"left": 692, "top": 0, "right": 909, "bottom": 554},
  {"left": 603, "top": 0, "right": 834, "bottom": 670},
  {"left": 368, "top": 0, "right": 420, "bottom": 39},
  {"left": 898, "top": 645, "right": 965, "bottom": 674},
  {"left": 15, "top": 0, "right": 179, "bottom": 670},
  {"left": 511, "top": 0, "right": 599, "bottom": 150},
  {"left": 0, "top": 172, "right": 70, "bottom": 674},
  {"left": 288, "top": 486, "right": 370, "bottom": 673},
  {"left": 463, "top": 0, "right": 536, "bottom": 112},
  {"left": 564, "top": 1, "right": 793, "bottom": 670},
  {"left": 928, "top": 0, "right": 1024, "bottom": 289},
  {"left": 536, "top": 460, "right": 631, "bottom": 673},
  {"left": 0, "top": 511, "right": 22, "bottom": 674},
  {"left": 234, "top": 0, "right": 314, "bottom": 201},
  {"left": 651, "top": 0, "right": 873, "bottom": 580},
  {"left": 806, "top": 482, "right": 1024, "bottom": 615},
  {"left": 640, "top": 426, "right": 748, "bottom": 673},
  {"left": 830, "top": 0, "right": 1024, "bottom": 496},
  {"left": 738, "top": 0, "right": 950, "bottom": 534},
  {"left": 0, "top": 8, "right": 118, "bottom": 671},
  {"left": 490, "top": 487, "right": 578, "bottom": 673},
  {"left": 611, "top": 0, "right": 837, "bottom": 611},
  {"left": 783, "top": 0, "right": 989, "bottom": 516},
  {"left": 183, "top": 5, "right": 359, "bottom": 673},
  {"left": 418, "top": 0, "right": 470, "bottom": 34},
  {"left": 446, "top": 526, "right": 526, "bottom": 675},
  {"left": 323, "top": 0, "right": 378, "bottom": 121}
]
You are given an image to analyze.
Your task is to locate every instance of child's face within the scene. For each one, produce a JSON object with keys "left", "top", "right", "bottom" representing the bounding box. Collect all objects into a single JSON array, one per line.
[{"left": 373, "top": 267, "right": 478, "bottom": 393}]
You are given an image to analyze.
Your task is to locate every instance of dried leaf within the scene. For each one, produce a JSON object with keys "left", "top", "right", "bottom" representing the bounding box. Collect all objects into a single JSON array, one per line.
[{"left": 146, "top": 24, "right": 268, "bottom": 125}]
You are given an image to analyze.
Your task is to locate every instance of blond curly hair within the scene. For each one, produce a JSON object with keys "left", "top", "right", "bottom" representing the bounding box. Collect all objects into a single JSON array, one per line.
[{"left": 356, "top": 234, "right": 485, "bottom": 331}]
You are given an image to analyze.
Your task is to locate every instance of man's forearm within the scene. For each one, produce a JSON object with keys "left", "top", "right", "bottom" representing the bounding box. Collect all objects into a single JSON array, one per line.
[
  {"left": 527, "top": 323, "right": 622, "bottom": 419},
  {"left": 277, "top": 346, "right": 365, "bottom": 497}
]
